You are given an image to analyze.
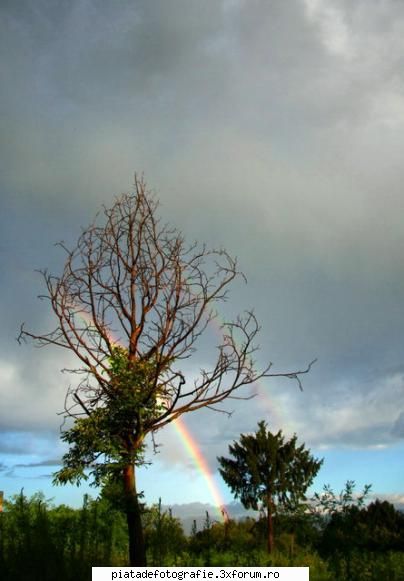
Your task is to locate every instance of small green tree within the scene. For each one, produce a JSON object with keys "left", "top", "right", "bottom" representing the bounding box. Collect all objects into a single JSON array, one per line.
[{"left": 218, "top": 421, "right": 323, "bottom": 553}]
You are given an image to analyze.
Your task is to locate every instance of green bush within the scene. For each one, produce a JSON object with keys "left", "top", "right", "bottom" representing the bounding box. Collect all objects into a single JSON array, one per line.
[
  {"left": 327, "top": 550, "right": 404, "bottom": 580},
  {"left": 0, "top": 491, "right": 128, "bottom": 580},
  {"left": 1, "top": 489, "right": 403, "bottom": 579}
]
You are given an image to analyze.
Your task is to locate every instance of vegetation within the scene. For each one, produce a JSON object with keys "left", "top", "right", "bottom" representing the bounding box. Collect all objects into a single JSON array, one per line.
[
  {"left": 13, "top": 172, "right": 397, "bottom": 578},
  {"left": 1, "top": 489, "right": 404, "bottom": 580},
  {"left": 218, "top": 421, "right": 323, "bottom": 553},
  {"left": 19, "top": 176, "right": 313, "bottom": 565}
]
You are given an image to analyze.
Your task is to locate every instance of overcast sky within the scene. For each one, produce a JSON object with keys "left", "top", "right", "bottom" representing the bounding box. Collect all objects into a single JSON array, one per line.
[{"left": 1, "top": 0, "right": 404, "bottom": 509}]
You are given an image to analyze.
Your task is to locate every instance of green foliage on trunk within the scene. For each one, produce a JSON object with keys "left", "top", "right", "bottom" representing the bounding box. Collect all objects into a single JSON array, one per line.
[{"left": 54, "top": 347, "right": 164, "bottom": 487}]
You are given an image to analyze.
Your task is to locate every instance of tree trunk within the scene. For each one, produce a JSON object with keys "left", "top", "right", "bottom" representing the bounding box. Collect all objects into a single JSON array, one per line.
[
  {"left": 123, "top": 464, "right": 147, "bottom": 566},
  {"left": 267, "top": 495, "right": 274, "bottom": 554}
]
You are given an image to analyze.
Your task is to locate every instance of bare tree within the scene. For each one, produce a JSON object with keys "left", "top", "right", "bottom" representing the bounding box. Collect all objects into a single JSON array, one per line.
[{"left": 19, "top": 175, "right": 314, "bottom": 565}]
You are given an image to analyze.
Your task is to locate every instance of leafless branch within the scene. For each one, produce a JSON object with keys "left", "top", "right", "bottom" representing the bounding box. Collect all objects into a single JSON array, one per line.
[{"left": 20, "top": 175, "right": 314, "bottom": 450}]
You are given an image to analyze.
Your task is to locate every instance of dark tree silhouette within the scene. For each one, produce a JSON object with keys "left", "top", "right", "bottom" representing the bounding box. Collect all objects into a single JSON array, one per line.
[
  {"left": 19, "top": 176, "right": 314, "bottom": 565},
  {"left": 218, "top": 421, "right": 322, "bottom": 553}
]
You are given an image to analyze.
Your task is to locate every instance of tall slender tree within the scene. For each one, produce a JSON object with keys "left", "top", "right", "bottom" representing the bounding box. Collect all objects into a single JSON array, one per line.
[
  {"left": 218, "top": 421, "right": 322, "bottom": 553},
  {"left": 19, "top": 175, "right": 314, "bottom": 565}
]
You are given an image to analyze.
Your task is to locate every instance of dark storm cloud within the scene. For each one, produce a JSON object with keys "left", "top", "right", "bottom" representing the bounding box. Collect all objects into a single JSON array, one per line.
[
  {"left": 1, "top": 0, "right": 404, "bottom": 472},
  {"left": 0, "top": 0, "right": 234, "bottom": 204}
]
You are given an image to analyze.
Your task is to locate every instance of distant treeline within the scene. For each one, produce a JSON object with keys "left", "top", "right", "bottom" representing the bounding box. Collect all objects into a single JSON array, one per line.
[{"left": 1, "top": 490, "right": 404, "bottom": 580}]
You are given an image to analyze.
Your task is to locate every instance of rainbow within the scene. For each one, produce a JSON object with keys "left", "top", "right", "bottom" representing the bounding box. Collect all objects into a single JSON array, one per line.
[{"left": 172, "top": 416, "right": 227, "bottom": 520}]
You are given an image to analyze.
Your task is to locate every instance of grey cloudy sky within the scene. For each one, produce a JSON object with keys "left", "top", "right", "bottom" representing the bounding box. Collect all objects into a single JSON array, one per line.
[{"left": 1, "top": 0, "right": 404, "bottom": 505}]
